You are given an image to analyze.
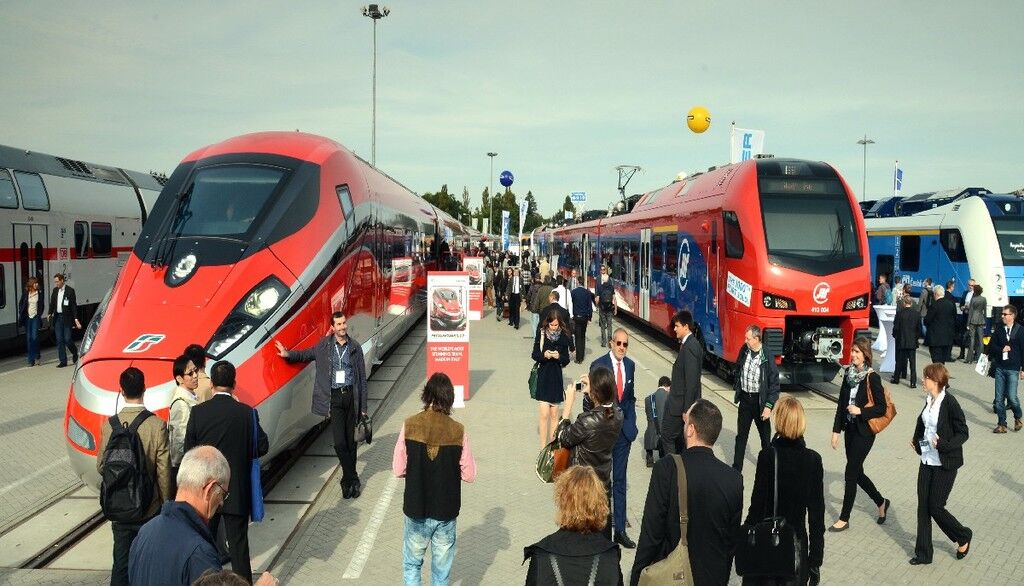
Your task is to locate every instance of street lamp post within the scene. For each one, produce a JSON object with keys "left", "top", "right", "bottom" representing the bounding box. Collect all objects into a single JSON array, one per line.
[
  {"left": 362, "top": 4, "right": 390, "bottom": 167},
  {"left": 856, "top": 134, "right": 875, "bottom": 202},
  {"left": 487, "top": 152, "right": 497, "bottom": 234}
]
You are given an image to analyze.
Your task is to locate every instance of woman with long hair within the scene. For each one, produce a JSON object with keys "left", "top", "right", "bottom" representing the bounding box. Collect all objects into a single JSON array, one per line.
[
  {"left": 533, "top": 308, "right": 572, "bottom": 448},
  {"left": 556, "top": 367, "right": 623, "bottom": 490},
  {"left": 17, "top": 277, "right": 44, "bottom": 366},
  {"left": 829, "top": 336, "right": 890, "bottom": 531}
]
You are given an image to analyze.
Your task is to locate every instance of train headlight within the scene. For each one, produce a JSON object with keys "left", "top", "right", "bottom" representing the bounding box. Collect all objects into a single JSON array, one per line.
[
  {"left": 762, "top": 292, "right": 796, "bottom": 311},
  {"left": 166, "top": 253, "right": 198, "bottom": 287},
  {"left": 67, "top": 415, "right": 96, "bottom": 451},
  {"left": 843, "top": 294, "right": 869, "bottom": 311},
  {"left": 207, "top": 276, "right": 289, "bottom": 359}
]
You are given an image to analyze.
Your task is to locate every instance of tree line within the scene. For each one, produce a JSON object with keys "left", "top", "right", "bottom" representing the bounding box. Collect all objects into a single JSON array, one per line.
[{"left": 420, "top": 184, "right": 580, "bottom": 234}]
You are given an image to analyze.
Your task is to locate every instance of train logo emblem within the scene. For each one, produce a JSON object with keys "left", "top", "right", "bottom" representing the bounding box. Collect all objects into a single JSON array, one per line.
[
  {"left": 123, "top": 334, "right": 166, "bottom": 353},
  {"left": 678, "top": 238, "right": 691, "bottom": 291},
  {"left": 812, "top": 282, "right": 830, "bottom": 304}
]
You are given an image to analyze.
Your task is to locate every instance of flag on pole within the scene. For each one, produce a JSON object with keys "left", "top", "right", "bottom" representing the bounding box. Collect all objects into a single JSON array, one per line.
[
  {"left": 893, "top": 161, "right": 903, "bottom": 196},
  {"left": 730, "top": 126, "right": 766, "bottom": 164},
  {"left": 501, "top": 210, "right": 510, "bottom": 251}
]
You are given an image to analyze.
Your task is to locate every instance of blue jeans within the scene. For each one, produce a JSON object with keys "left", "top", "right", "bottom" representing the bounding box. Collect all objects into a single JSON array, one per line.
[
  {"left": 25, "top": 316, "right": 40, "bottom": 364},
  {"left": 54, "top": 314, "right": 77, "bottom": 365},
  {"left": 994, "top": 367, "right": 1023, "bottom": 426},
  {"left": 403, "top": 516, "right": 456, "bottom": 586}
]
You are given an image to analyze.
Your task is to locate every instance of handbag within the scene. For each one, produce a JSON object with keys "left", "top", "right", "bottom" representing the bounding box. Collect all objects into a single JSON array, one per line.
[
  {"left": 355, "top": 413, "right": 373, "bottom": 445},
  {"left": 864, "top": 376, "right": 897, "bottom": 434},
  {"left": 536, "top": 422, "right": 570, "bottom": 483},
  {"left": 250, "top": 409, "right": 265, "bottom": 522},
  {"left": 735, "top": 447, "right": 801, "bottom": 580},
  {"left": 639, "top": 454, "right": 692, "bottom": 585},
  {"left": 975, "top": 354, "right": 990, "bottom": 377},
  {"left": 528, "top": 335, "right": 541, "bottom": 400}
]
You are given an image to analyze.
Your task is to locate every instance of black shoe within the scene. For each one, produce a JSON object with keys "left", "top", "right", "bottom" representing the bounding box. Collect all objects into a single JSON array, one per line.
[
  {"left": 910, "top": 382, "right": 917, "bottom": 389},
  {"left": 877, "top": 499, "right": 891, "bottom": 524},
  {"left": 957, "top": 529, "right": 972, "bottom": 560},
  {"left": 909, "top": 557, "right": 931, "bottom": 565},
  {"left": 614, "top": 531, "right": 636, "bottom": 549},
  {"left": 827, "top": 522, "right": 849, "bottom": 532},
  {"left": 350, "top": 478, "right": 362, "bottom": 499},
  {"left": 341, "top": 478, "right": 352, "bottom": 499},
  {"left": 72, "top": 355, "right": 78, "bottom": 364},
  {"left": 56, "top": 363, "right": 68, "bottom": 368},
  {"left": 889, "top": 378, "right": 899, "bottom": 385}
]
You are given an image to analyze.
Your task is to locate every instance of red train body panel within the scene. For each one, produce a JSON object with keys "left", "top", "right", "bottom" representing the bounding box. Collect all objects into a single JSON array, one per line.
[{"left": 550, "top": 158, "right": 870, "bottom": 382}]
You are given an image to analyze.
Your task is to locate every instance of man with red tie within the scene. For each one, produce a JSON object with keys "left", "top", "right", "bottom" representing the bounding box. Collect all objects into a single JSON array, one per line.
[{"left": 588, "top": 328, "right": 638, "bottom": 548}]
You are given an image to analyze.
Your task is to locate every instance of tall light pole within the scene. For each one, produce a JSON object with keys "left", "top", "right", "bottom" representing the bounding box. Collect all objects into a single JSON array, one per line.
[
  {"left": 856, "top": 134, "right": 875, "bottom": 202},
  {"left": 487, "top": 152, "right": 497, "bottom": 234},
  {"left": 362, "top": 4, "right": 390, "bottom": 167}
]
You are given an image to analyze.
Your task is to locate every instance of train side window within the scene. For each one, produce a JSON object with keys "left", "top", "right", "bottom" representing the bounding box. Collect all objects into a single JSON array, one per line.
[
  {"left": 653, "top": 235, "right": 664, "bottom": 271},
  {"left": 666, "top": 234, "right": 678, "bottom": 275},
  {"left": 939, "top": 229, "right": 967, "bottom": 263},
  {"left": 336, "top": 185, "right": 354, "bottom": 218},
  {"left": 34, "top": 243, "right": 44, "bottom": 282},
  {"left": 74, "top": 221, "right": 89, "bottom": 258},
  {"left": 899, "top": 235, "right": 921, "bottom": 271},
  {"left": 14, "top": 172, "right": 50, "bottom": 211},
  {"left": 91, "top": 222, "right": 112, "bottom": 257},
  {"left": 19, "top": 243, "right": 29, "bottom": 291},
  {"left": 0, "top": 265, "right": 5, "bottom": 308},
  {"left": 0, "top": 170, "right": 17, "bottom": 208},
  {"left": 723, "top": 211, "right": 744, "bottom": 259}
]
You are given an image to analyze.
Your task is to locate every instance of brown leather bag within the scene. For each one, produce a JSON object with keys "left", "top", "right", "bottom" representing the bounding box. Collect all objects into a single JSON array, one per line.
[
  {"left": 864, "top": 377, "right": 897, "bottom": 434},
  {"left": 551, "top": 447, "right": 570, "bottom": 480}
]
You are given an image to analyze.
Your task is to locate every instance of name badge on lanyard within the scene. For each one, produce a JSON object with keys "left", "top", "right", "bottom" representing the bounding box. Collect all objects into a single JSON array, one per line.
[{"left": 335, "top": 344, "right": 348, "bottom": 386}]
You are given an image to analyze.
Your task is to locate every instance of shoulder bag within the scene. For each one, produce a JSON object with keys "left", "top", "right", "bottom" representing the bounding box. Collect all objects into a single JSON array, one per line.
[
  {"left": 250, "top": 409, "right": 265, "bottom": 522},
  {"left": 536, "top": 421, "right": 570, "bottom": 483},
  {"left": 735, "top": 447, "right": 801, "bottom": 580},
  {"left": 529, "top": 335, "right": 541, "bottom": 400},
  {"left": 864, "top": 376, "right": 897, "bottom": 434},
  {"left": 639, "top": 454, "right": 692, "bottom": 585}
]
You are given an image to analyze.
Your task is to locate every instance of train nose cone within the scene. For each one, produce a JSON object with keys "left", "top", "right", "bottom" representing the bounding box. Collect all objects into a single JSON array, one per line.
[{"left": 65, "top": 359, "right": 177, "bottom": 489}]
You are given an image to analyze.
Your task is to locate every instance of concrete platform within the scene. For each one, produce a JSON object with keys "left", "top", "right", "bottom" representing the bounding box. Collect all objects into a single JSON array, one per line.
[{"left": 0, "top": 499, "right": 99, "bottom": 567}]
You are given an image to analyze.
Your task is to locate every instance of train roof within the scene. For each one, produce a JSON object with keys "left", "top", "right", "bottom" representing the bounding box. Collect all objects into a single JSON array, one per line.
[{"left": 0, "top": 143, "right": 165, "bottom": 191}]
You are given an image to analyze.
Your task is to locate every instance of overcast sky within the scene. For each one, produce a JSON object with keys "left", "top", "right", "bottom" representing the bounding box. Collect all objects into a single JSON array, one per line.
[{"left": 3, "top": 1, "right": 1022, "bottom": 214}]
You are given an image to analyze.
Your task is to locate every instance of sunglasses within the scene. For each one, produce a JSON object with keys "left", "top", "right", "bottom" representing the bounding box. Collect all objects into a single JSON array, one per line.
[
  {"left": 614, "top": 340, "right": 629, "bottom": 347},
  {"left": 1003, "top": 313, "right": 1013, "bottom": 317},
  {"left": 183, "top": 369, "right": 198, "bottom": 377}
]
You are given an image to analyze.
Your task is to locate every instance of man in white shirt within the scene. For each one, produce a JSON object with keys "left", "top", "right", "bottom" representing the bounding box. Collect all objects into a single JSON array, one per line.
[{"left": 553, "top": 277, "right": 574, "bottom": 321}]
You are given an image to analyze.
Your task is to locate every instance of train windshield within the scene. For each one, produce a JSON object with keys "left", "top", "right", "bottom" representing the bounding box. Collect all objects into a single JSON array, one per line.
[
  {"left": 175, "top": 165, "right": 287, "bottom": 237},
  {"left": 759, "top": 178, "right": 861, "bottom": 275},
  {"left": 993, "top": 217, "right": 1024, "bottom": 265}
]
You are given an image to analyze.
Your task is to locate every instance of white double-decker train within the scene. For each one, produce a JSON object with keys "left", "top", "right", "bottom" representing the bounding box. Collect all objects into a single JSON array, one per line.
[{"left": 0, "top": 144, "right": 164, "bottom": 345}]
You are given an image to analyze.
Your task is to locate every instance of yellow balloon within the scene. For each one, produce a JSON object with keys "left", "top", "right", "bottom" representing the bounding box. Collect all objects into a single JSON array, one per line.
[{"left": 686, "top": 106, "right": 711, "bottom": 133}]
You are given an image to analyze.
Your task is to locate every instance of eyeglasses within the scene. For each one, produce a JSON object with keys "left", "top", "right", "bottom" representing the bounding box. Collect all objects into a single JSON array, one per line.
[
  {"left": 214, "top": 482, "right": 230, "bottom": 502},
  {"left": 614, "top": 341, "right": 629, "bottom": 347}
]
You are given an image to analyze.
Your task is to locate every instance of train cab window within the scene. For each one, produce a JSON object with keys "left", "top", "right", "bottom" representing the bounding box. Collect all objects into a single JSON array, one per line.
[
  {"left": 176, "top": 165, "right": 286, "bottom": 237},
  {"left": 14, "top": 172, "right": 50, "bottom": 211},
  {"left": 0, "top": 170, "right": 17, "bottom": 208},
  {"left": 74, "top": 221, "right": 89, "bottom": 258},
  {"left": 899, "top": 235, "right": 921, "bottom": 271},
  {"left": 91, "top": 222, "right": 112, "bottom": 257},
  {"left": 939, "top": 229, "right": 968, "bottom": 263},
  {"left": 723, "top": 211, "right": 744, "bottom": 259},
  {"left": 665, "top": 234, "right": 678, "bottom": 275}
]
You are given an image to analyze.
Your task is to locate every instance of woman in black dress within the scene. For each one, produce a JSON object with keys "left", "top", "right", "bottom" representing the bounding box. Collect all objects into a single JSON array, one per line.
[
  {"left": 829, "top": 336, "right": 890, "bottom": 531},
  {"left": 909, "top": 363, "right": 972, "bottom": 565},
  {"left": 533, "top": 308, "right": 572, "bottom": 448}
]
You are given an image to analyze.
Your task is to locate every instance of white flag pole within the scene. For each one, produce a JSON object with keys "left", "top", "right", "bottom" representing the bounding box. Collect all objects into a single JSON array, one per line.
[{"left": 893, "top": 159, "right": 899, "bottom": 197}]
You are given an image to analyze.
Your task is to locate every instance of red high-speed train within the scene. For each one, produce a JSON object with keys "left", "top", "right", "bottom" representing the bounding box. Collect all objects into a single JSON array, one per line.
[
  {"left": 64, "top": 132, "right": 474, "bottom": 488},
  {"left": 549, "top": 158, "right": 871, "bottom": 383}
]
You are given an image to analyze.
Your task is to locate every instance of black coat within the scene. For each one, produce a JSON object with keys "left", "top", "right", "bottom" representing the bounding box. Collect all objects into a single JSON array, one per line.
[
  {"left": 524, "top": 528, "right": 623, "bottom": 585},
  {"left": 832, "top": 370, "right": 887, "bottom": 437},
  {"left": 48, "top": 285, "right": 77, "bottom": 320},
  {"left": 557, "top": 406, "right": 623, "bottom": 487},
  {"left": 743, "top": 437, "right": 825, "bottom": 568},
  {"left": 17, "top": 290, "right": 44, "bottom": 325},
  {"left": 893, "top": 306, "right": 921, "bottom": 350},
  {"left": 532, "top": 330, "right": 571, "bottom": 404},
  {"left": 666, "top": 335, "right": 703, "bottom": 417},
  {"left": 912, "top": 392, "right": 968, "bottom": 470},
  {"left": 924, "top": 296, "right": 957, "bottom": 346},
  {"left": 631, "top": 447, "right": 743, "bottom": 586},
  {"left": 184, "top": 394, "right": 269, "bottom": 516},
  {"left": 987, "top": 322, "right": 1024, "bottom": 371}
]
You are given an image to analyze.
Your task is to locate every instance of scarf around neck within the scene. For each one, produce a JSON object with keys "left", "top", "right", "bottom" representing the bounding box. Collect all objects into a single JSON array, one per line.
[{"left": 845, "top": 363, "right": 872, "bottom": 387}]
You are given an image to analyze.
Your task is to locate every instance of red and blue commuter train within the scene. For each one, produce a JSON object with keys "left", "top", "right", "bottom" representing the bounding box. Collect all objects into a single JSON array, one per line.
[
  {"left": 550, "top": 158, "right": 871, "bottom": 383},
  {"left": 64, "top": 132, "right": 474, "bottom": 488}
]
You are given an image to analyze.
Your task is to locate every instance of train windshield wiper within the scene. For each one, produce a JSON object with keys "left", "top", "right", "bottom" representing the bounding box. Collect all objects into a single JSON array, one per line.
[{"left": 150, "top": 182, "right": 193, "bottom": 267}]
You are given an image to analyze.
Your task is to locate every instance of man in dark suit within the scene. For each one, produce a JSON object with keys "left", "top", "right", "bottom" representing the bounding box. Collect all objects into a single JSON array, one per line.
[
  {"left": 643, "top": 377, "right": 671, "bottom": 467},
  {"left": 184, "top": 361, "right": 269, "bottom": 583},
  {"left": 988, "top": 304, "right": 1024, "bottom": 433},
  {"left": 48, "top": 273, "right": 81, "bottom": 367},
  {"left": 924, "top": 284, "right": 957, "bottom": 364},
  {"left": 731, "top": 325, "right": 779, "bottom": 472},
  {"left": 571, "top": 281, "right": 594, "bottom": 363},
  {"left": 892, "top": 295, "right": 922, "bottom": 388},
  {"left": 662, "top": 310, "right": 703, "bottom": 455},
  {"left": 589, "top": 328, "right": 639, "bottom": 548},
  {"left": 631, "top": 399, "right": 743, "bottom": 586}
]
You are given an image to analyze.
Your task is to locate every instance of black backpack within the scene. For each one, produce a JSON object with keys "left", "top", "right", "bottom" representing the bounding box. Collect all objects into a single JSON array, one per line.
[
  {"left": 100, "top": 410, "right": 155, "bottom": 523},
  {"left": 599, "top": 284, "right": 614, "bottom": 311}
]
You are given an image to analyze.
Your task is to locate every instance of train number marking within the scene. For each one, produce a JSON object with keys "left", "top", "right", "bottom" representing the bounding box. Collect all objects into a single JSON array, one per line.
[
  {"left": 812, "top": 282, "right": 830, "bottom": 304},
  {"left": 123, "top": 334, "right": 166, "bottom": 353}
]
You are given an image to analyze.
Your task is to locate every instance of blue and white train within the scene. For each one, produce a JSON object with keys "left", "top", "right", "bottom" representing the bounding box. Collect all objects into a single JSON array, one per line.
[{"left": 865, "top": 187, "right": 1022, "bottom": 316}]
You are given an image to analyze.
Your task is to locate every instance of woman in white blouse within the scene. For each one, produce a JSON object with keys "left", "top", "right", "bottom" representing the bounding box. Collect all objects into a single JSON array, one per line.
[
  {"left": 909, "top": 363, "right": 972, "bottom": 565},
  {"left": 17, "top": 277, "right": 44, "bottom": 366}
]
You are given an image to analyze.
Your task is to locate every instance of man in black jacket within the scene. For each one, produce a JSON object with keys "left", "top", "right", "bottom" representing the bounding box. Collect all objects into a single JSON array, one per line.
[
  {"left": 631, "top": 399, "right": 742, "bottom": 586},
  {"left": 731, "top": 325, "right": 779, "bottom": 472},
  {"left": 184, "top": 362, "right": 269, "bottom": 584},
  {"left": 570, "top": 281, "right": 594, "bottom": 363},
  {"left": 662, "top": 310, "right": 703, "bottom": 455},
  {"left": 892, "top": 296, "right": 922, "bottom": 388},
  {"left": 924, "top": 285, "right": 957, "bottom": 364},
  {"left": 988, "top": 304, "right": 1024, "bottom": 433},
  {"left": 48, "top": 273, "right": 81, "bottom": 367}
]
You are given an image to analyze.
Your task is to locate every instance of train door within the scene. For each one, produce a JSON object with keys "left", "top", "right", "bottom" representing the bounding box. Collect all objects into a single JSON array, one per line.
[
  {"left": 12, "top": 223, "right": 49, "bottom": 331},
  {"left": 639, "top": 228, "right": 652, "bottom": 320},
  {"left": 580, "top": 234, "right": 590, "bottom": 289}
]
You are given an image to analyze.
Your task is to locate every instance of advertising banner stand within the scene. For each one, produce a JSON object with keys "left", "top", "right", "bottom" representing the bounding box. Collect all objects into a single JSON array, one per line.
[
  {"left": 427, "top": 272, "right": 471, "bottom": 406},
  {"left": 463, "top": 257, "right": 484, "bottom": 320}
]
